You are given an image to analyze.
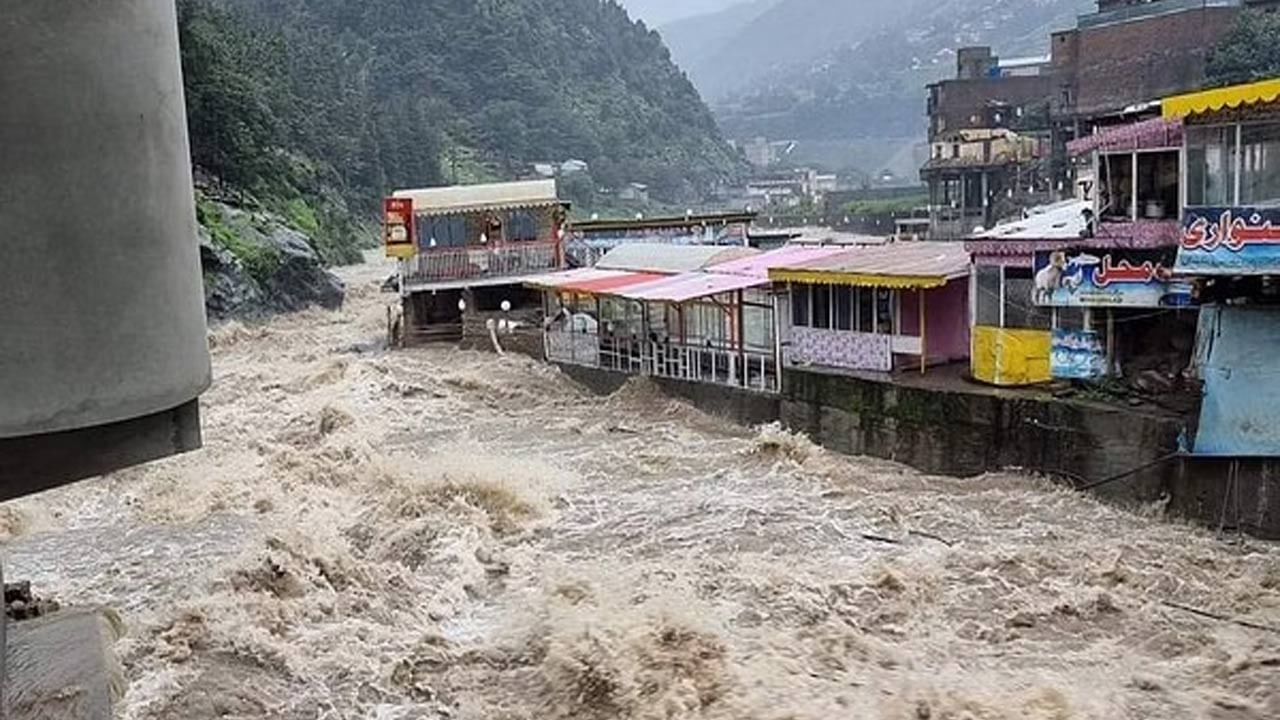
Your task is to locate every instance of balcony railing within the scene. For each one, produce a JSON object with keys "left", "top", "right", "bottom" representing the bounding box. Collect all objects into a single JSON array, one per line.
[
  {"left": 404, "top": 239, "right": 561, "bottom": 286},
  {"left": 545, "top": 329, "right": 780, "bottom": 394}
]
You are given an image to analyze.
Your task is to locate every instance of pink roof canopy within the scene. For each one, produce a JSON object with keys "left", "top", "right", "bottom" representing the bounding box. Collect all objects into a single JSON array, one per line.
[
  {"left": 709, "top": 245, "right": 849, "bottom": 279},
  {"left": 1067, "top": 117, "right": 1184, "bottom": 157},
  {"left": 617, "top": 272, "right": 765, "bottom": 303}
]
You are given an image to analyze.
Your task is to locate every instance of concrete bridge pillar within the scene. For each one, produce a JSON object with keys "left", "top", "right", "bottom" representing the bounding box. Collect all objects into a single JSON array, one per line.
[{"left": 0, "top": 0, "right": 210, "bottom": 493}]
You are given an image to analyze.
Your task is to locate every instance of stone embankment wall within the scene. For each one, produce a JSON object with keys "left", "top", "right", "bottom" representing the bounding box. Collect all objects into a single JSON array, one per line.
[{"left": 558, "top": 363, "right": 1280, "bottom": 539}]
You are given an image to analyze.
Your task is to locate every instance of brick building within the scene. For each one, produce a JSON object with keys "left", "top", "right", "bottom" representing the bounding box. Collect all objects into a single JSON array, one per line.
[
  {"left": 923, "top": 49, "right": 1057, "bottom": 238},
  {"left": 926, "top": 48, "right": 1055, "bottom": 140},
  {"left": 922, "top": 0, "right": 1280, "bottom": 239}
]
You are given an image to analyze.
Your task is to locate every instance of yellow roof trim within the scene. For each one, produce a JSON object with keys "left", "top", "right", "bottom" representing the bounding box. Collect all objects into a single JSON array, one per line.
[
  {"left": 770, "top": 269, "right": 947, "bottom": 289},
  {"left": 1163, "top": 78, "right": 1280, "bottom": 120}
]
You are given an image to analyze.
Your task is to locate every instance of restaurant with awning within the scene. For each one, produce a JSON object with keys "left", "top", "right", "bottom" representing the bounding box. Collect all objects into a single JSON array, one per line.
[
  {"left": 531, "top": 245, "right": 845, "bottom": 393},
  {"left": 768, "top": 243, "right": 971, "bottom": 375},
  {"left": 1162, "top": 77, "right": 1280, "bottom": 459}
]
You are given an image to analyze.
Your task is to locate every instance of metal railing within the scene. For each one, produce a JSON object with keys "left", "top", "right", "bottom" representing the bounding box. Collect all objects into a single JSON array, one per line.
[
  {"left": 405, "top": 240, "right": 560, "bottom": 285},
  {"left": 545, "top": 329, "right": 779, "bottom": 393}
]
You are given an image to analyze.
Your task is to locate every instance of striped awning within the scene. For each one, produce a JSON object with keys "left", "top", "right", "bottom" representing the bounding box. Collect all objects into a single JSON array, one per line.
[
  {"left": 1068, "top": 117, "right": 1183, "bottom": 157},
  {"left": 526, "top": 268, "right": 666, "bottom": 294},
  {"left": 708, "top": 245, "right": 849, "bottom": 279},
  {"left": 1163, "top": 78, "right": 1280, "bottom": 120},
  {"left": 525, "top": 268, "right": 628, "bottom": 290},
  {"left": 616, "top": 272, "right": 766, "bottom": 303},
  {"left": 571, "top": 273, "right": 667, "bottom": 294}
]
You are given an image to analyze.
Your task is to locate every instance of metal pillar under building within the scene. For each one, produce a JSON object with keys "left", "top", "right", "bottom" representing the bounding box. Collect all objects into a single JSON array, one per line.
[{"left": 0, "top": 1, "right": 211, "bottom": 716}]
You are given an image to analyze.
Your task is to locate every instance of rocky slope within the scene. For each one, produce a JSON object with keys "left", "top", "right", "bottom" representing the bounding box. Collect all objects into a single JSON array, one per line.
[{"left": 198, "top": 200, "right": 345, "bottom": 321}]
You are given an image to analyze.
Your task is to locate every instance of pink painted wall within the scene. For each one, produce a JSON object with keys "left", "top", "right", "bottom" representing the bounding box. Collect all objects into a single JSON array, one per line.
[{"left": 900, "top": 278, "right": 970, "bottom": 363}]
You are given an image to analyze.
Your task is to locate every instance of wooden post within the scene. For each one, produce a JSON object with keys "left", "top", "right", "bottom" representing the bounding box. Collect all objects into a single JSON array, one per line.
[
  {"left": 736, "top": 290, "right": 747, "bottom": 387},
  {"left": 772, "top": 290, "right": 783, "bottom": 393},
  {"left": 920, "top": 288, "right": 928, "bottom": 376},
  {"left": 998, "top": 265, "right": 1007, "bottom": 328},
  {"left": 1106, "top": 308, "right": 1116, "bottom": 377},
  {"left": 642, "top": 301, "right": 651, "bottom": 375},
  {"left": 1131, "top": 152, "right": 1139, "bottom": 221}
]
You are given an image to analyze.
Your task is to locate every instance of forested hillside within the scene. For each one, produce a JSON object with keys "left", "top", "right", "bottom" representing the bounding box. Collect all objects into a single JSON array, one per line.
[{"left": 179, "top": 0, "right": 743, "bottom": 271}]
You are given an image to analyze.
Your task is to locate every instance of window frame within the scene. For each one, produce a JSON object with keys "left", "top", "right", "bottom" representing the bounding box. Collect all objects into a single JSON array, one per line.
[{"left": 1184, "top": 120, "right": 1280, "bottom": 208}]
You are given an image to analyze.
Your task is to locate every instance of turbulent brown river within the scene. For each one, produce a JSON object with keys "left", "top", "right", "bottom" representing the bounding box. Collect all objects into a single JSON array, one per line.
[{"left": 4, "top": 260, "right": 1279, "bottom": 719}]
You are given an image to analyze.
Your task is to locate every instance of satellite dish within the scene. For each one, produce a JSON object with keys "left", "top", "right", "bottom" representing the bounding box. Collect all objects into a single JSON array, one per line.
[
  {"left": 457, "top": 299, "right": 467, "bottom": 312},
  {"left": 501, "top": 300, "right": 512, "bottom": 312}
]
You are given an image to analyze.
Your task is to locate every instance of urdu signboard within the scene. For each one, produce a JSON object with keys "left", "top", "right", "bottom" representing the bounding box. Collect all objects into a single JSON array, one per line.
[
  {"left": 1178, "top": 208, "right": 1280, "bottom": 275},
  {"left": 1032, "top": 248, "right": 1193, "bottom": 308}
]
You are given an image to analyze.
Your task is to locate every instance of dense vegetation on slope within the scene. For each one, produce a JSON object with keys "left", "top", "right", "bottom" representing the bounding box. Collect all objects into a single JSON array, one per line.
[{"left": 179, "top": 0, "right": 742, "bottom": 269}]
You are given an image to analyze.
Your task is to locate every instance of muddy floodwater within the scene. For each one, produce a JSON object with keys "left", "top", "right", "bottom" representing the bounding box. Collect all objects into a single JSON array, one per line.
[{"left": 3, "top": 261, "right": 1278, "bottom": 720}]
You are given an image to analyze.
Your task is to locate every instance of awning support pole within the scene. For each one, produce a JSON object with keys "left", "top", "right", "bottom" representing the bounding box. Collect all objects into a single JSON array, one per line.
[{"left": 920, "top": 288, "right": 928, "bottom": 376}]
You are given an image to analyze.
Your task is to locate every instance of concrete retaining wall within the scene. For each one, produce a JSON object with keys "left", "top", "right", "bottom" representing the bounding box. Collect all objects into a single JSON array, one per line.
[{"left": 558, "top": 363, "right": 1280, "bottom": 539}]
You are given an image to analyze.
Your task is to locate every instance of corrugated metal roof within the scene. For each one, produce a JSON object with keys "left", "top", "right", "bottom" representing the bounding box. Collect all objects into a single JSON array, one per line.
[
  {"left": 393, "top": 180, "right": 562, "bottom": 217},
  {"left": 525, "top": 268, "right": 631, "bottom": 290},
  {"left": 571, "top": 273, "right": 667, "bottom": 294},
  {"left": 974, "top": 200, "right": 1090, "bottom": 240},
  {"left": 525, "top": 268, "right": 667, "bottom": 294},
  {"left": 618, "top": 273, "right": 766, "bottom": 303},
  {"left": 595, "top": 244, "right": 758, "bottom": 274},
  {"left": 1067, "top": 118, "right": 1183, "bottom": 157},
  {"left": 770, "top": 242, "right": 971, "bottom": 288},
  {"left": 710, "top": 245, "right": 849, "bottom": 279}
]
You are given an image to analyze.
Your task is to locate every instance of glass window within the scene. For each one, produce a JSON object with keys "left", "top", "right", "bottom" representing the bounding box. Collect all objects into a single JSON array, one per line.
[
  {"left": 506, "top": 210, "right": 539, "bottom": 241},
  {"left": 1186, "top": 125, "right": 1237, "bottom": 207},
  {"left": 813, "top": 285, "right": 831, "bottom": 330},
  {"left": 1241, "top": 123, "right": 1280, "bottom": 207},
  {"left": 1136, "top": 151, "right": 1179, "bottom": 220},
  {"left": 976, "top": 265, "right": 1001, "bottom": 327},
  {"left": 834, "top": 286, "right": 853, "bottom": 331},
  {"left": 1004, "top": 269, "right": 1052, "bottom": 330},
  {"left": 876, "top": 290, "right": 894, "bottom": 335},
  {"left": 857, "top": 287, "right": 874, "bottom": 332},
  {"left": 1100, "top": 153, "right": 1134, "bottom": 220},
  {"left": 792, "top": 284, "right": 811, "bottom": 327}
]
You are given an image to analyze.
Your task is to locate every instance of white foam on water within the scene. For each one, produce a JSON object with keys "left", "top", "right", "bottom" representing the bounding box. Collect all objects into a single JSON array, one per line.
[{"left": 5, "top": 258, "right": 1279, "bottom": 720}]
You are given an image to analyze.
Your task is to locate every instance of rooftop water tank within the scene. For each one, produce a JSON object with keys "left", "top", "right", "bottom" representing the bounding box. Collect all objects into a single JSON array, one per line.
[{"left": 0, "top": 0, "right": 211, "bottom": 499}]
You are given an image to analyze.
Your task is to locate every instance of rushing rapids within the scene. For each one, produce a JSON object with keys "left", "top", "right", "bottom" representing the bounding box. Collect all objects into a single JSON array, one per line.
[{"left": 3, "top": 260, "right": 1278, "bottom": 719}]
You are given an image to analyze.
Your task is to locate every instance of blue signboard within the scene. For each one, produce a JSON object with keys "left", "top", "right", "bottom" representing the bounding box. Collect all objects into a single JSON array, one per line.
[
  {"left": 1052, "top": 329, "right": 1107, "bottom": 380},
  {"left": 1032, "top": 248, "right": 1193, "bottom": 308},
  {"left": 1179, "top": 207, "right": 1280, "bottom": 275}
]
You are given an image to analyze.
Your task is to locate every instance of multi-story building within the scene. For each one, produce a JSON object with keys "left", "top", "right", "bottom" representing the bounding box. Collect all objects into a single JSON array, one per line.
[
  {"left": 923, "top": 0, "right": 1280, "bottom": 240},
  {"left": 923, "top": 48, "right": 1058, "bottom": 239}
]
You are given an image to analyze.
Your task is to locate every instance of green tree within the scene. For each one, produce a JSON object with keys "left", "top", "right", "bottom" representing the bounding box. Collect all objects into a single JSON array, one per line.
[
  {"left": 1206, "top": 10, "right": 1280, "bottom": 87},
  {"left": 178, "top": 0, "right": 747, "bottom": 263}
]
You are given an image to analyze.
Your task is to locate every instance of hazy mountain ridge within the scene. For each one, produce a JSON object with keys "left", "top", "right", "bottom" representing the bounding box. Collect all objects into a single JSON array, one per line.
[
  {"left": 622, "top": 0, "right": 746, "bottom": 26},
  {"left": 668, "top": 0, "right": 1094, "bottom": 151}
]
